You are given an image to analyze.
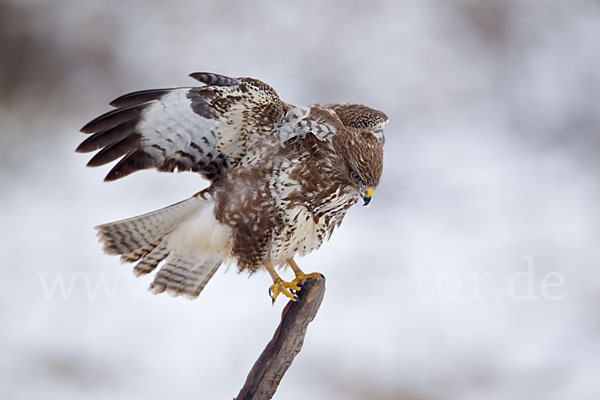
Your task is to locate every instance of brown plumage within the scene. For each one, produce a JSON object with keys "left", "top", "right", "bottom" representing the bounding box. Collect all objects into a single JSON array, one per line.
[{"left": 78, "top": 72, "right": 387, "bottom": 300}]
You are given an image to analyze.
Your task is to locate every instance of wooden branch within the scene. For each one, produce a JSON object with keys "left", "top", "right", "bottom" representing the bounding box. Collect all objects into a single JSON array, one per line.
[{"left": 235, "top": 275, "right": 326, "bottom": 400}]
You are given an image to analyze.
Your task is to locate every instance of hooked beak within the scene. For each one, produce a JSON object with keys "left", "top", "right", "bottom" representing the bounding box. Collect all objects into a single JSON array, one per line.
[{"left": 363, "top": 187, "right": 374, "bottom": 206}]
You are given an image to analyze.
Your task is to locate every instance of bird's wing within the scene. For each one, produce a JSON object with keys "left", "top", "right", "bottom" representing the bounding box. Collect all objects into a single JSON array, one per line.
[{"left": 77, "top": 73, "right": 286, "bottom": 182}]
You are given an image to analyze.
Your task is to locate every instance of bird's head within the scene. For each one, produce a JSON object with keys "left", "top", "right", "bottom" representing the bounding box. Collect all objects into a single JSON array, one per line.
[
  {"left": 329, "top": 104, "right": 387, "bottom": 206},
  {"left": 332, "top": 128, "right": 384, "bottom": 206},
  {"left": 348, "top": 130, "right": 383, "bottom": 206}
]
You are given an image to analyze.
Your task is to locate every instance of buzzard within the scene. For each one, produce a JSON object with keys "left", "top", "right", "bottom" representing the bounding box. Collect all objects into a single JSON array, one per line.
[{"left": 77, "top": 72, "right": 387, "bottom": 302}]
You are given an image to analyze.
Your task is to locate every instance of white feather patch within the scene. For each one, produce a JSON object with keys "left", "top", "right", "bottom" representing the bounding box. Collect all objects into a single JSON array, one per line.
[{"left": 166, "top": 200, "right": 232, "bottom": 259}]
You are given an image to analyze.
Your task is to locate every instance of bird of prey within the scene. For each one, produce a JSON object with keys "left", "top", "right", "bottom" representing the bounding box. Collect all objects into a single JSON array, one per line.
[{"left": 77, "top": 72, "right": 387, "bottom": 303}]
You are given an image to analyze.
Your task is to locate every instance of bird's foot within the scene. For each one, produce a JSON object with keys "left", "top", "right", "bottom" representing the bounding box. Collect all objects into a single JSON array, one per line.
[
  {"left": 269, "top": 278, "right": 300, "bottom": 304},
  {"left": 291, "top": 272, "right": 322, "bottom": 288}
]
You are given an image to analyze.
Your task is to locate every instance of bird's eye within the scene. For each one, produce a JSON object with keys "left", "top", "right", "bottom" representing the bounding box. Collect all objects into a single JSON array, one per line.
[{"left": 350, "top": 171, "right": 362, "bottom": 184}]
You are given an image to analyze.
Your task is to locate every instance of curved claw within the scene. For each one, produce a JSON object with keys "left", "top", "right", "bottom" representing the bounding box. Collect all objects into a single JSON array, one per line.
[
  {"left": 267, "top": 269, "right": 322, "bottom": 304},
  {"left": 269, "top": 278, "right": 301, "bottom": 303},
  {"left": 268, "top": 287, "right": 275, "bottom": 305}
]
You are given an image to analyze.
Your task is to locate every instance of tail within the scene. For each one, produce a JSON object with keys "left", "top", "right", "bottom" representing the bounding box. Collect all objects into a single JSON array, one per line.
[{"left": 96, "top": 196, "right": 229, "bottom": 299}]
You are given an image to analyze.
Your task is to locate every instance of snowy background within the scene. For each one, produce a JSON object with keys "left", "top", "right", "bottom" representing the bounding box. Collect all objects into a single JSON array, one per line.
[{"left": 1, "top": 0, "right": 599, "bottom": 399}]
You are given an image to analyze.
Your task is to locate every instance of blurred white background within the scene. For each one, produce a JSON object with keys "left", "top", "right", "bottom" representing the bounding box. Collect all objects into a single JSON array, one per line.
[{"left": 1, "top": 0, "right": 599, "bottom": 399}]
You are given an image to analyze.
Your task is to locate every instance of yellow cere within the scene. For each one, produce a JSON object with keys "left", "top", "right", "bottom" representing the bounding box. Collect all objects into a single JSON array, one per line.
[{"left": 366, "top": 187, "right": 374, "bottom": 197}]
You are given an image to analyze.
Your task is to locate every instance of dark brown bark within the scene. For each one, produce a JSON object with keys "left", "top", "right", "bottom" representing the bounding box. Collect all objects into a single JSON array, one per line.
[{"left": 235, "top": 275, "right": 326, "bottom": 400}]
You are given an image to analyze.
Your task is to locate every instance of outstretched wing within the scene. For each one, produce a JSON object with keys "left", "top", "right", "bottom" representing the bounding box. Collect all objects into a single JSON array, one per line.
[{"left": 77, "top": 73, "right": 286, "bottom": 181}]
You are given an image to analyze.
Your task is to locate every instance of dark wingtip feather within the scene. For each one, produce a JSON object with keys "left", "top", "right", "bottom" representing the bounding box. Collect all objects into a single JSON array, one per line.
[
  {"left": 103, "top": 149, "right": 156, "bottom": 181},
  {"left": 109, "top": 89, "right": 178, "bottom": 108},
  {"left": 76, "top": 120, "right": 137, "bottom": 153},
  {"left": 86, "top": 134, "right": 141, "bottom": 168},
  {"left": 75, "top": 142, "right": 90, "bottom": 153},
  {"left": 104, "top": 170, "right": 133, "bottom": 182},
  {"left": 80, "top": 104, "right": 145, "bottom": 134},
  {"left": 104, "top": 166, "right": 135, "bottom": 182},
  {"left": 189, "top": 72, "right": 239, "bottom": 87}
]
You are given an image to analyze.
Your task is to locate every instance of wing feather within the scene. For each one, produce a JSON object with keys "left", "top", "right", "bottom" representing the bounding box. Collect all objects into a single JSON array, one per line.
[
  {"left": 78, "top": 74, "right": 286, "bottom": 181},
  {"left": 76, "top": 120, "right": 137, "bottom": 153},
  {"left": 105, "top": 149, "right": 156, "bottom": 181},
  {"left": 80, "top": 103, "right": 145, "bottom": 133},
  {"left": 189, "top": 72, "right": 240, "bottom": 87},
  {"left": 86, "top": 134, "right": 141, "bottom": 167},
  {"left": 277, "top": 106, "right": 340, "bottom": 142},
  {"left": 109, "top": 89, "right": 182, "bottom": 108}
]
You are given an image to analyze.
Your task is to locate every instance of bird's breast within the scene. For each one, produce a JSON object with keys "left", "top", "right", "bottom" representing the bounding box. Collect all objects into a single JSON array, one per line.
[{"left": 268, "top": 189, "right": 356, "bottom": 265}]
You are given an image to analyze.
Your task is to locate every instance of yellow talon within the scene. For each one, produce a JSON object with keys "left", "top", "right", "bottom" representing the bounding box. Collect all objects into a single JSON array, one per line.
[
  {"left": 265, "top": 262, "right": 300, "bottom": 304},
  {"left": 290, "top": 272, "right": 322, "bottom": 287},
  {"left": 269, "top": 278, "right": 300, "bottom": 303},
  {"left": 288, "top": 258, "right": 321, "bottom": 287},
  {"left": 264, "top": 260, "right": 321, "bottom": 304}
]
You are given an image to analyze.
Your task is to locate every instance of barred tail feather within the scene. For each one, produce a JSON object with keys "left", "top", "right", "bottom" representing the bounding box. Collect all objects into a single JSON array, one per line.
[
  {"left": 96, "top": 197, "right": 201, "bottom": 258},
  {"left": 149, "top": 255, "right": 222, "bottom": 299},
  {"left": 133, "top": 240, "right": 170, "bottom": 277},
  {"left": 95, "top": 195, "right": 231, "bottom": 299}
]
